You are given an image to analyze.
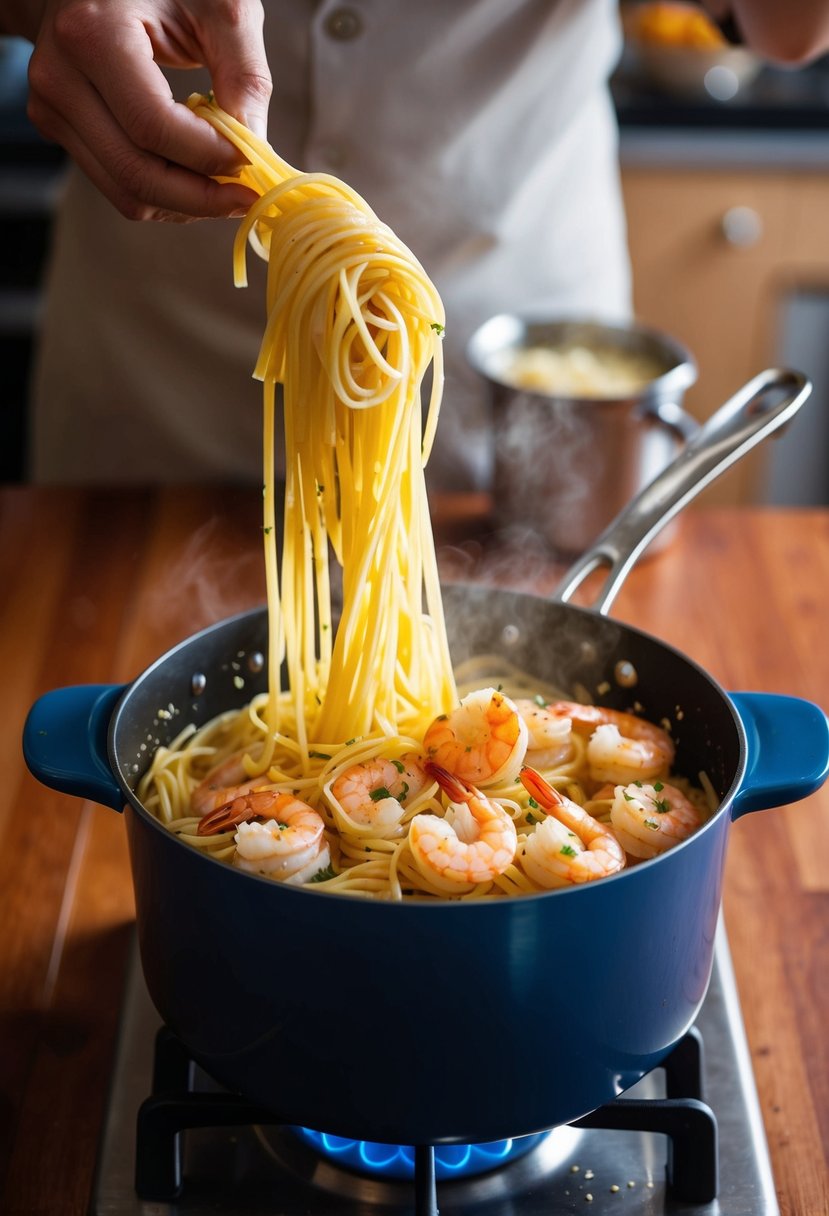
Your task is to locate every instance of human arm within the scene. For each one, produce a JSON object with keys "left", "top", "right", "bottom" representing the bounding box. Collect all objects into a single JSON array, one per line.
[
  {"left": 0, "top": 0, "right": 271, "bottom": 221},
  {"left": 704, "top": 0, "right": 829, "bottom": 63}
]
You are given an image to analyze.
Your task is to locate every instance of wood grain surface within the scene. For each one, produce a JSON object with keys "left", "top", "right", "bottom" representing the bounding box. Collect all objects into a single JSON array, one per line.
[{"left": 1, "top": 487, "right": 827, "bottom": 1215}]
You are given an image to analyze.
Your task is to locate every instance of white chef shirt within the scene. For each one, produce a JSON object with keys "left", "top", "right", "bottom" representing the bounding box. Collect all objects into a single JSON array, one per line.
[{"left": 30, "top": 0, "right": 631, "bottom": 491}]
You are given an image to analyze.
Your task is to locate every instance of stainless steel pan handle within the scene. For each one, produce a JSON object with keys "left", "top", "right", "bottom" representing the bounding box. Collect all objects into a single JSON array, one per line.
[{"left": 553, "top": 368, "right": 812, "bottom": 615}]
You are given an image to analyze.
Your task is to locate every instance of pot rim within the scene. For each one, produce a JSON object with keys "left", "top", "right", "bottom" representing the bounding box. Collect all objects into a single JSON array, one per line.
[
  {"left": 466, "top": 312, "right": 698, "bottom": 404},
  {"left": 109, "top": 592, "right": 748, "bottom": 909}
]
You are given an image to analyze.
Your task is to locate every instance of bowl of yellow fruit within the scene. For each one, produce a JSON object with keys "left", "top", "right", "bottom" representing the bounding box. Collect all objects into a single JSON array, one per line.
[{"left": 623, "top": 2, "right": 763, "bottom": 99}]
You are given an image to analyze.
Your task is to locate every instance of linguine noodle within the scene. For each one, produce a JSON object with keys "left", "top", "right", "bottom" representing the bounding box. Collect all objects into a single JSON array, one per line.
[{"left": 138, "top": 98, "right": 713, "bottom": 899}]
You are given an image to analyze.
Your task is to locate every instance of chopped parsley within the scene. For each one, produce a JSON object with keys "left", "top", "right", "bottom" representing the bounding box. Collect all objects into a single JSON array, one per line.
[
  {"left": 644, "top": 818, "right": 659, "bottom": 830},
  {"left": 430, "top": 321, "right": 445, "bottom": 335},
  {"left": 308, "top": 863, "right": 337, "bottom": 883},
  {"left": 526, "top": 812, "right": 536, "bottom": 825},
  {"left": 370, "top": 786, "right": 392, "bottom": 802},
  {"left": 652, "top": 796, "right": 671, "bottom": 814},
  {"left": 527, "top": 796, "right": 540, "bottom": 810},
  {"left": 533, "top": 694, "right": 548, "bottom": 708},
  {"left": 391, "top": 759, "right": 405, "bottom": 773},
  {"left": 560, "top": 844, "right": 577, "bottom": 857},
  {"left": 309, "top": 750, "right": 332, "bottom": 760}
]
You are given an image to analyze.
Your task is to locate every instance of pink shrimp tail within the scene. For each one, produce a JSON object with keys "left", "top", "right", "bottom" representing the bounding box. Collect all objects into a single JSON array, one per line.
[
  {"left": 198, "top": 798, "right": 252, "bottom": 836},
  {"left": 519, "top": 766, "right": 564, "bottom": 810},
  {"left": 197, "top": 789, "right": 276, "bottom": 836},
  {"left": 424, "top": 760, "right": 473, "bottom": 803}
]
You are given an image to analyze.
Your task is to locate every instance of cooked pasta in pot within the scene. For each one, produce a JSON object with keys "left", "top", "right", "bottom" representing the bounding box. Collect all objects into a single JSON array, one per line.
[{"left": 138, "top": 98, "right": 714, "bottom": 898}]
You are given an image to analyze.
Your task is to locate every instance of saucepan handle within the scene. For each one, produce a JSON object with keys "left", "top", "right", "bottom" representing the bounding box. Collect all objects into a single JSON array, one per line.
[
  {"left": 23, "top": 684, "right": 127, "bottom": 811},
  {"left": 729, "top": 691, "right": 829, "bottom": 818},
  {"left": 644, "top": 398, "right": 700, "bottom": 444},
  {"left": 553, "top": 368, "right": 812, "bottom": 614}
]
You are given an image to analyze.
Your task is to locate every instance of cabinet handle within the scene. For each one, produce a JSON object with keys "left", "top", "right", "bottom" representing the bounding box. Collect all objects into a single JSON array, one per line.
[{"left": 721, "top": 205, "right": 763, "bottom": 248}]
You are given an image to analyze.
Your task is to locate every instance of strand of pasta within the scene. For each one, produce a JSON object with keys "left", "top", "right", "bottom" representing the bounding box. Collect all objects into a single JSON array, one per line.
[
  {"left": 142, "top": 98, "right": 683, "bottom": 900},
  {"left": 187, "top": 94, "right": 453, "bottom": 757}
]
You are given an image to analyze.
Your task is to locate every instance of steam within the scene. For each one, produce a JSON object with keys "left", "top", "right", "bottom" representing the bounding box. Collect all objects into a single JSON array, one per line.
[
  {"left": 438, "top": 521, "right": 562, "bottom": 596},
  {"left": 495, "top": 392, "right": 598, "bottom": 539},
  {"left": 146, "top": 516, "right": 266, "bottom": 640},
  {"left": 436, "top": 539, "right": 626, "bottom": 706},
  {"left": 144, "top": 513, "right": 344, "bottom": 644}
]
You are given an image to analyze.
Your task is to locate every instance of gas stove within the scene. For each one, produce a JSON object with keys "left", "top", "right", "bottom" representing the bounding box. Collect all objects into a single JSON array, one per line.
[{"left": 90, "top": 920, "right": 777, "bottom": 1215}]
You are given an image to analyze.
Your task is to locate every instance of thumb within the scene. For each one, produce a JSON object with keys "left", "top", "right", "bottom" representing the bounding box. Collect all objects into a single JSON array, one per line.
[{"left": 202, "top": 0, "right": 272, "bottom": 139}]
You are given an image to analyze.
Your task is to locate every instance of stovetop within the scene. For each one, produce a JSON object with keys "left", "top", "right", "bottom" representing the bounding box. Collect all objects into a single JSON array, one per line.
[{"left": 90, "top": 920, "right": 778, "bottom": 1215}]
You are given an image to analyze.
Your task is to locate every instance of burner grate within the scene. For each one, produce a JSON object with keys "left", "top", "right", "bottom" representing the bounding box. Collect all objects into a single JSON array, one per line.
[
  {"left": 91, "top": 923, "right": 779, "bottom": 1216},
  {"left": 135, "top": 1024, "right": 717, "bottom": 1209}
]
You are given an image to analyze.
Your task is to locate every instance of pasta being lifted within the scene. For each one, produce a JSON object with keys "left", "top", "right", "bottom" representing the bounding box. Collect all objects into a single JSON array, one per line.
[
  {"left": 139, "top": 99, "right": 713, "bottom": 899},
  {"left": 187, "top": 92, "right": 455, "bottom": 752}
]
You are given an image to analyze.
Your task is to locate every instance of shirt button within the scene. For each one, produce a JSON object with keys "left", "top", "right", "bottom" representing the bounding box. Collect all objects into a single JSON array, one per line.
[{"left": 324, "top": 7, "right": 363, "bottom": 40}]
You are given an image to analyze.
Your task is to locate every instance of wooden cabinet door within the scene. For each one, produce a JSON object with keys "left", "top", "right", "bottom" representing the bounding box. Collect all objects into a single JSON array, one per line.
[{"left": 622, "top": 167, "right": 829, "bottom": 504}]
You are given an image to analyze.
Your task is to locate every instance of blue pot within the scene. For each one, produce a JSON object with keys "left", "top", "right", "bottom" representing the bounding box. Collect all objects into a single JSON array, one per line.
[{"left": 23, "top": 587, "right": 829, "bottom": 1146}]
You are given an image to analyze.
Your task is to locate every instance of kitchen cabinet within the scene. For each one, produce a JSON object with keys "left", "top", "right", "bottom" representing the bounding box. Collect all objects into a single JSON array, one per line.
[
  {"left": 612, "top": 26, "right": 829, "bottom": 506},
  {"left": 622, "top": 165, "right": 829, "bottom": 504}
]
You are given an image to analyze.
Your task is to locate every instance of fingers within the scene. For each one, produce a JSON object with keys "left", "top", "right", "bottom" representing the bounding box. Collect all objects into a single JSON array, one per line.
[
  {"left": 26, "top": 0, "right": 270, "bottom": 221},
  {"left": 198, "top": 0, "right": 272, "bottom": 138},
  {"left": 29, "top": 64, "right": 258, "bottom": 220},
  {"left": 33, "top": 0, "right": 247, "bottom": 173}
]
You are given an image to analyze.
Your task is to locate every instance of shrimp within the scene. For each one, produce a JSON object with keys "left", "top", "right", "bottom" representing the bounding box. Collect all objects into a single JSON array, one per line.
[
  {"left": 329, "top": 753, "right": 428, "bottom": 834},
  {"left": 548, "top": 701, "right": 675, "bottom": 785},
  {"left": 518, "top": 767, "right": 625, "bottom": 887},
  {"left": 233, "top": 794, "right": 330, "bottom": 883},
  {"left": 191, "top": 751, "right": 264, "bottom": 817},
  {"left": 422, "top": 688, "right": 528, "bottom": 786},
  {"left": 198, "top": 788, "right": 292, "bottom": 835},
  {"left": 515, "top": 699, "right": 573, "bottom": 769},
  {"left": 609, "top": 780, "right": 701, "bottom": 860},
  {"left": 408, "top": 762, "right": 518, "bottom": 890}
]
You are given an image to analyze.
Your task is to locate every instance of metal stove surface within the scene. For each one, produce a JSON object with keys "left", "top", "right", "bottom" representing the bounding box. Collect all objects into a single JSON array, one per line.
[{"left": 90, "top": 921, "right": 778, "bottom": 1216}]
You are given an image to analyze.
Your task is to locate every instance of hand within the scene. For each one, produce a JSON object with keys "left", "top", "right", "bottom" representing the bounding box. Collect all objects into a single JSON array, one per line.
[
  {"left": 25, "top": 0, "right": 271, "bottom": 221},
  {"left": 699, "top": 1, "right": 829, "bottom": 61}
]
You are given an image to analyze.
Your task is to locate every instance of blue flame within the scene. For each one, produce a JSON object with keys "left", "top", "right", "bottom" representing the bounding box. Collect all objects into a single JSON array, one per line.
[{"left": 293, "top": 1127, "right": 550, "bottom": 1180}]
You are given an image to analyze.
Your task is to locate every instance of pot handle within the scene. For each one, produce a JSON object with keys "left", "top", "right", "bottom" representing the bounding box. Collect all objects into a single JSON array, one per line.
[
  {"left": 644, "top": 398, "right": 700, "bottom": 445},
  {"left": 23, "top": 684, "right": 127, "bottom": 811},
  {"left": 553, "top": 368, "right": 811, "bottom": 614},
  {"left": 729, "top": 691, "right": 829, "bottom": 819}
]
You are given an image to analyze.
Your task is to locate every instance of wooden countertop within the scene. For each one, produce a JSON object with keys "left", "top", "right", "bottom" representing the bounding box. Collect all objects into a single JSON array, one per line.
[{"left": 1, "top": 487, "right": 827, "bottom": 1215}]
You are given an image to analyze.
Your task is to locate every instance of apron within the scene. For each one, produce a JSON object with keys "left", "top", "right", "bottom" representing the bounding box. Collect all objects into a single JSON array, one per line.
[{"left": 30, "top": 0, "right": 630, "bottom": 491}]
